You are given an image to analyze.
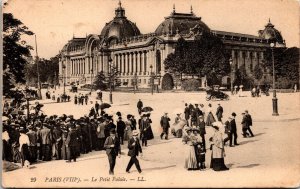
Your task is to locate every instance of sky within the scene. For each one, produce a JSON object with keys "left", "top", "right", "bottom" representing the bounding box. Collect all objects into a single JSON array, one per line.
[{"left": 3, "top": 0, "right": 299, "bottom": 59}]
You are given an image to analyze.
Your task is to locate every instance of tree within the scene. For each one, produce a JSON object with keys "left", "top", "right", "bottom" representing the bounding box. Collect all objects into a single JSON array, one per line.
[
  {"left": 24, "top": 55, "right": 59, "bottom": 86},
  {"left": 3, "top": 13, "right": 34, "bottom": 93},
  {"left": 253, "top": 64, "right": 263, "bottom": 85},
  {"left": 265, "top": 47, "right": 299, "bottom": 88},
  {"left": 164, "top": 33, "right": 230, "bottom": 86},
  {"left": 93, "top": 71, "right": 107, "bottom": 90}
]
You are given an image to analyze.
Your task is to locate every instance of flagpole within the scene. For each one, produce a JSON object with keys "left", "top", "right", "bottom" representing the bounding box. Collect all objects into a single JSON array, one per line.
[{"left": 35, "top": 35, "right": 42, "bottom": 99}]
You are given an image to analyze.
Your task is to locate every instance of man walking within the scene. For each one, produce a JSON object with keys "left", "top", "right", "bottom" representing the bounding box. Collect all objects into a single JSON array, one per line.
[
  {"left": 104, "top": 129, "right": 121, "bottom": 175},
  {"left": 137, "top": 99, "right": 143, "bottom": 115},
  {"left": 229, "top": 112, "right": 239, "bottom": 147},
  {"left": 116, "top": 117, "right": 126, "bottom": 145},
  {"left": 216, "top": 103, "right": 223, "bottom": 122},
  {"left": 245, "top": 110, "right": 254, "bottom": 137},
  {"left": 160, "top": 112, "right": 171, "bottom": 140},
  {"left": 126, "top": 130, "right": 142, "bottom": 173}
]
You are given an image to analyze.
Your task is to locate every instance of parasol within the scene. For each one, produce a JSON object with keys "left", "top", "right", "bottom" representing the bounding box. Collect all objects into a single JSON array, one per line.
[
  {"left": 141, "top": 106, "right": 153, "bottom": 112},
  {"left": 100, "top": 103, "right": 111, "bottom": 109}
]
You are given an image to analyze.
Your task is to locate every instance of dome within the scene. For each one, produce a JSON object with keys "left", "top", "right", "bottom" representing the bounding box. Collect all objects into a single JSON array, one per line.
[
  {"left": 100, "top": 1, "right": 141, "bottom": 43},
  {"left": 155, "top": 7, "right": 210, "bottom": 36},
  {"left": 258, "top": 19, "right": 284, "bottom": 43}
]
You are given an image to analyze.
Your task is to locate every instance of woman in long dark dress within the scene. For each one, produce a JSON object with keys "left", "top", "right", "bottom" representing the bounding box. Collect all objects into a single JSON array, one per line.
[
  {"left": 61, "top": 127, "right": 68, "bottom": 160},
  {"left": 209, "top": 125, "right": 229, "bottom": 171},
  {"left": 206, "top": 104, "right": 216, "bottom": 126}
]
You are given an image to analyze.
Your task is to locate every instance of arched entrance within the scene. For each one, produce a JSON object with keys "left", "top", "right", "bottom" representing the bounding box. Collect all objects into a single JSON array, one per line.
[{"left": 161, "top": 73, "right": 174, "bottom": 90}]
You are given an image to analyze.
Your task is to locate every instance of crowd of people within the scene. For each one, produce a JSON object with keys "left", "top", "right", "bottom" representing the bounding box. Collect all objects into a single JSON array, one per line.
[
  {"left": 168, "top": 102, "right": 255, "bottom": 172},
  {"left": 2, "top": 91, "right": 255, "bottom": 174},
  {"left": 2, "top": 97, "right": 156, "bottom": 175}
]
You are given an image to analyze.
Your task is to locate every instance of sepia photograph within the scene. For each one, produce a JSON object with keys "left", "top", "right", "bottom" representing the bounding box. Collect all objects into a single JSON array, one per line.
[{"left": 1, "top": 0, "right": 300, "bottom": 188}]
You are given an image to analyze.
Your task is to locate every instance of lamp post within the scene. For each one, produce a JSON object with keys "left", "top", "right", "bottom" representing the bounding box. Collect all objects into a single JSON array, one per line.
[
  {"left": 270, "top": 42, "right": 279, "bottom": 116},
  {"left": 229, "top": 58, "right": 233, "bottom": 95},
  {"left": 62, "top": 64, "right": 66, "bottom": 96},
  {"left": 25, "top": 92, "right": 31, "bottom": 125},
  {"left": 150, "top": 65, "right": 153, "bottom": 95},
  {"left": 109, "top": 56, "right": 113, "bottom": 104}
]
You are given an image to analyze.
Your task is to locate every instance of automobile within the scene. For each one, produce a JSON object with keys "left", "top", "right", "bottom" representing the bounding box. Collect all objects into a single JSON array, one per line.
[{"left": 206, "top": 87, "right": 229, "bottom": 101}]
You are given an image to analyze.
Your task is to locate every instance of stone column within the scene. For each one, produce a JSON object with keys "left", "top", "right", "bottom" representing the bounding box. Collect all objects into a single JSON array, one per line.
[
  {"left": 127, "top": 53, "right": 130, "bottom": 74},
  {"left": 137, "top": 52, "right": 140, "bottom": 75}
]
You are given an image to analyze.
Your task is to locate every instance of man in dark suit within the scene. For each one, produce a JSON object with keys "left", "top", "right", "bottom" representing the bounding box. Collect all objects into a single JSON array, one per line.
[
  {"left": 160, "top": 112, "right": 171, "bottom": 140},
  {"left": 126, "top": 130, "right": 142, "bottom": 173},
  {"left": 229, "top": 113, "right": 239, "bottom": 147},
  {"left": 65, "top": 124, "right": 78, "bottom": 162},
  {"left": 184, "top": 103, "right": 190, "bottom": 126},
  {"left": 245, "top": 110, "right": 254, "bottom": 137},
  {"left": 137, "top": 99, "right": 143, "bottom": 115},
  {"left": 104, "top": 129, "right": 121, "bottom": 175},
  {"left": 216, "top": 104, "right": 223, "bottom": 122},
  {"left": 116, "top": 117, "right": 126, "bottom": 145}
]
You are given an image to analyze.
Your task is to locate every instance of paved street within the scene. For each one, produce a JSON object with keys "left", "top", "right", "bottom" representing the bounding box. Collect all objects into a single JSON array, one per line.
[{"left": 2, "top": 88, "right": 300, "bottom": 188}]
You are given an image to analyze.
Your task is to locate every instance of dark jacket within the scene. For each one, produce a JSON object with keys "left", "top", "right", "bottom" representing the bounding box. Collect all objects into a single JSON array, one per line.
[
  {"left": 104, "top": 136, "right": 121, "bottom": 155},
  {"left": 117, "top": 120, "right": 126, "bottom": 135},
  {"left": 127, "top": 137, "right": 142, "bottom": 157},
  {"left": 246, "top": 114, "right": 253, "bottom": 127},
  {"left": 137, "top": 101, "right": 143, "bottom": 109},
  {"left": 241, "top": 115, "right": 248, "bottom": 129},
  {"left": 184, "top": 107, "right": 190, "bottom": 119},
  {"left": 230, "top": 119, "right": 237, "bottom": 132},
  {"left": 216, "top": 106, "right": 223, "bottom": 118},
  {"left": 160, "top": 116, "right": 170, "bottom": 128},
  {"left": 65, "top": 129, "right": 78, "bottom": 147}
]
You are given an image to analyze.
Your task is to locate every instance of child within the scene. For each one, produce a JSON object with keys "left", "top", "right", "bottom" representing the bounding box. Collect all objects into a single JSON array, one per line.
[{"left": 197, "top": 142, "right": 206, "bottom": 170}]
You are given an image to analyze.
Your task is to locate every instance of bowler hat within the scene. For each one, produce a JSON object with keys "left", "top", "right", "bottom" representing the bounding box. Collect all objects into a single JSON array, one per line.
[{"left": 231, "top": 112, "right": 237, "bottom": 117}]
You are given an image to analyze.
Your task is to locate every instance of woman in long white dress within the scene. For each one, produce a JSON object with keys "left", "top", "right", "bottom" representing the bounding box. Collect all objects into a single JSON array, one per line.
[
  {"left": 182, "top": 128, "right": 199, "bottom": 170},
  {"left": 209, "top": 125, "right": 229, "bottom": 171}
]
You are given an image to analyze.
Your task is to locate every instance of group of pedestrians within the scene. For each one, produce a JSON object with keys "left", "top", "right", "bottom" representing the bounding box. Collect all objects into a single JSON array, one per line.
[{"left": 74, "top": 93, "right": 89, "bottom": 105}]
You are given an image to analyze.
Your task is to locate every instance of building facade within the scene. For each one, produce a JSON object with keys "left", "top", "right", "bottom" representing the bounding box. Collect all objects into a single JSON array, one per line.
[{"left": 59, "top": 1, "right": 286, "bottom": 89}]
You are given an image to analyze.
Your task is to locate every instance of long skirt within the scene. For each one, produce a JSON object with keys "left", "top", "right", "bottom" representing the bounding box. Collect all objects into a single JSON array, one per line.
[
  {"left": 61, "top": 141, "right": 68, "bottom": 160},
  {"left": 210, "top": 157, "right": 229, "bottom": 171},
  {"left": 184, "top": 145, "right": 198, "bottom": 170},
  {"left": 206, "top": 113, "right": 216, "bottom": 126},
  {"left": 124, "top": 129, "right": 132, "bottom": 141}
]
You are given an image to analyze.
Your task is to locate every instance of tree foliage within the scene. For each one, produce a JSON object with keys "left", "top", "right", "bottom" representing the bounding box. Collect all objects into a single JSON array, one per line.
[
  {"left": 93, "top": 71, "right": 107, "bottom": 90},
  {"left": 264, "top": 47, "right": 299, "bottom": 87},
  {"left": 25, "top": 55, "right": 59, "bottom": 86},
  {"left": 3, "top": 13, "right": 34, "bottom": 93},
  {"left": 164, "top": 33, "right": 230, "bottom": 86}
]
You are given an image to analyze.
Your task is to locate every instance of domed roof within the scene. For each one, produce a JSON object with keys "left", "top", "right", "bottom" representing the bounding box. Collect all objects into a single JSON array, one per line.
[
  {"left": 100, "top": 1, "right": 141, "bottom": 43},
  {"left": 258, "top": 19, "right": 284, "bottom": 43},
  {"left": 155, "top": 6, "right": 210, "bottom": 36}
]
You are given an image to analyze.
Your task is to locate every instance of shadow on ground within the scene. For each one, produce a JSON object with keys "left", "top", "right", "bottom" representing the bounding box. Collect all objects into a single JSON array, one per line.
[{"left": 236, "top": 163, "right": 260, "bottom": 168}]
